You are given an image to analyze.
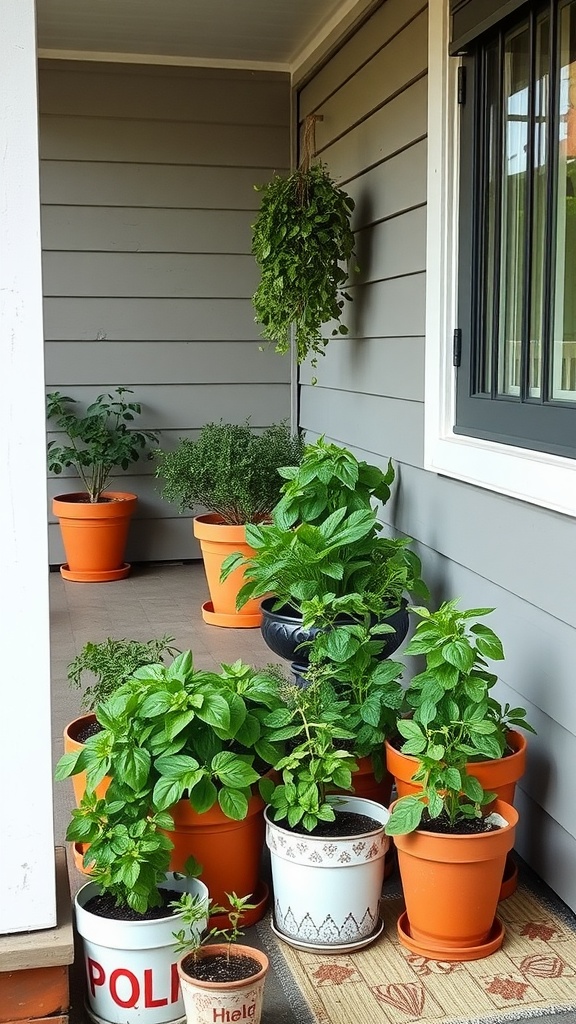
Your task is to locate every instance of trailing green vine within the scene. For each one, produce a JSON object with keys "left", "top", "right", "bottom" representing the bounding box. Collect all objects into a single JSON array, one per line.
[{"left": 251, "top": 161, "right": 358, "bottom": 380}]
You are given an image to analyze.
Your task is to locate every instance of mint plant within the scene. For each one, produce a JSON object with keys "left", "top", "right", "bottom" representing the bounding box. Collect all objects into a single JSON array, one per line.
[{"left": 46, "top": 388, "right": 158, "bottom": 503}]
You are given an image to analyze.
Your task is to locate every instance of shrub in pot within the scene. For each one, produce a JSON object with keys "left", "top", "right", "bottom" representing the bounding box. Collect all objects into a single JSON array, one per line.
[
  {"left": 155, "top": 420, "right": 304, "bottom": 627},
  {"left": 222, "top": 437, "right": 428, "bottom": 665},
  {"left": 57, "top": 652, "right": 287, "bottom": 918},
  {"left": 174, "top": 892, "right": 269, "bottom": 1024},
  {"left": 46, "top": 388, "right": 158, "bottom": 581},
  {"left": 260, "top": 674, "right": 391, "bottom": 951}
]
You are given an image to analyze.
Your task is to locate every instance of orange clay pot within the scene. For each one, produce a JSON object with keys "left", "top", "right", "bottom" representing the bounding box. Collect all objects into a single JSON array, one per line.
[
  {"left": 385, "top": 729, "right": 527, "bottom": 804},
  {"left": 165, "top": 787, "right": 268, "bottom": 923},
  {"left": 193, "top": 514, "right": 263, "bottom": 628},
  {"left": 63, "top": 713, "right": 110, "bottom": 808},
  {"left": 392, "top": 798, "right": 518, "bottom": 959},
  {"left": 53, "top": 492, "right": 137, "bottom": 582}
]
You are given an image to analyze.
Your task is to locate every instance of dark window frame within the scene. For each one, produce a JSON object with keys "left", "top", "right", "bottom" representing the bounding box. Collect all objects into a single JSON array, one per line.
[{"left": 454, "top": 0, "right": 576, "bottom": 460}]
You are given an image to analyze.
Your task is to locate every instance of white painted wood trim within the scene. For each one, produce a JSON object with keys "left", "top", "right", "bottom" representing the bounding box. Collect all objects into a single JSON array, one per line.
[
  {"left": 0, "top": 0, "right": 56, "bottom": 932},
  {"left": 425, "top": 0, "right": 576, "bottom": 520},
  {"left": 37, "top": 48, "right": 291, "bottom": 73}
]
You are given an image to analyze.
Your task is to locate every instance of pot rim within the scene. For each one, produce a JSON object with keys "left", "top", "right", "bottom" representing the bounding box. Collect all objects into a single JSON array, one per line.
[
  {"left": 177, "top": 943, "right": 269, "bottom": 989},
  {"left": 265, "top": 794, "right": 390, "bottom": 839}
]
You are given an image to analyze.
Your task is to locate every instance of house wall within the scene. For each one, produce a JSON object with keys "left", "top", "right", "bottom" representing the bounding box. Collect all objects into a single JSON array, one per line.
[
  {"left": 297, "top": 0, "right": 576, "bottom": 910},
  {"left": 40, "top": 60, "right": 291, "bottom": 564}
]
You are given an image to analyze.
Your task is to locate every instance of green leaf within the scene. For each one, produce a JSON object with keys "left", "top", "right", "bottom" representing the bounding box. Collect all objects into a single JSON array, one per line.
[
  {"left": 385, "top": 797, "right": 425, "bottom": 835},
  {"left": 219, "top": 788, "right": 249, "bottom": 820}
]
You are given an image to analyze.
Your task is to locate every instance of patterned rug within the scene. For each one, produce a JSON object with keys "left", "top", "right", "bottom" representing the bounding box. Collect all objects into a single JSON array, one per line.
[{"left": 257, "top": 874, "right": 576, "bottom": 1024}]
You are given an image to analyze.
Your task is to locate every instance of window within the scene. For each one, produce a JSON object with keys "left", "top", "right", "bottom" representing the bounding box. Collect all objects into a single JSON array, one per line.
[{"left": 455, "top": 0, "right": 576, "bottom": 459}]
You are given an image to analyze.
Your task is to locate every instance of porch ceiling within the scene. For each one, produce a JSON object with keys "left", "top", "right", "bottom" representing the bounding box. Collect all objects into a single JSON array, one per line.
[{"left": 35, "top": 0, "right": 366, "bottom": 72}]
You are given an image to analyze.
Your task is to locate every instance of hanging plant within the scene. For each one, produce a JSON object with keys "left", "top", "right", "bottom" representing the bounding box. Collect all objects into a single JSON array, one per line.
[{"left": 251, "top": 118, "right": 358, "bottom": 380}]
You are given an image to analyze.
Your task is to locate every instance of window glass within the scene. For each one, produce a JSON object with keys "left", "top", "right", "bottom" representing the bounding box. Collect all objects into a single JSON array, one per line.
[{"left": 552, "top": 0, "right": 576, "bottom": 401}]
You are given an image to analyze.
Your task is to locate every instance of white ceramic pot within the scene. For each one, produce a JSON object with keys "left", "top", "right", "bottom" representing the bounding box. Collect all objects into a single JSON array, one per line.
[
  {"left": 177, "top": 944, "right": 269, "bottom": 1024},
  {"left": 75, "top": 875, "right": 209, "bottom": 1024},
  {"left": 265, "top": 795, "right": 390, "bottom": 951}
]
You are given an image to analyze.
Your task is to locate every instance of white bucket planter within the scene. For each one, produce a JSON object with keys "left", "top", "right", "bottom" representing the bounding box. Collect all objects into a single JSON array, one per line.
[
  {"left": 75, "top": 875, "right": 209, "bottom": 1024},
  {"left": 177, "top": 944, "right": 269, "bottom": 1024},
  {"left": 265, "top": 795, "right": 390, "bottom": 952}
]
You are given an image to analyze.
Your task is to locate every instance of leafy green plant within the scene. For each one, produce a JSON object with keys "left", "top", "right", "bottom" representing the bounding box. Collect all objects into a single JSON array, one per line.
[
  {"left": 221, "top": 437, "right": 427, "bottom": 617},
  {"left": 385, "top": 600, "right": 535, "bottom": 836},
  {"left": 155, "top": 420, "right": 305, "bottom": 525},
  {"left": 67, "top": 635, "right": 179, "bottom": 711},
  {"left": 172, "top": 891, "right": 258, "bottom": 962},
  {"left": 260, "top": 676, "right": 358, "bottom": 832},
  {"left": 46, "top": 388, "right": 158, "bottom": 503},
  {"left": 56, "top": 653, "right": 287, "bottom": 911},
  {"left": 251, "top": 163, "right": 358, "bottom": 377}
]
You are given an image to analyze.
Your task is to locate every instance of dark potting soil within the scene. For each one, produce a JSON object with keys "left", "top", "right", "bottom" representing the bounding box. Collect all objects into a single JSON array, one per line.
[
  {"left": 283, "top": 810, "right": 383, "bottom": 838},
  {"left": 181, "top": 952, "right": 262, "bottom": 983},
  {"left": 417, "top": 811, "right": 500, "bottom": 835},
  {"left": 74, "top": 719, "right": 103, "bottom": 744},
  {"left": 84, "top": 888, "right": 182, "bottom": 922}
]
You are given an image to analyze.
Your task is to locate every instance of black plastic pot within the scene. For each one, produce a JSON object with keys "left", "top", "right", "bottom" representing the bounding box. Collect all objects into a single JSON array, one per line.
[{"left": 260, "top": 596, "right": 409, "bottom": 673}]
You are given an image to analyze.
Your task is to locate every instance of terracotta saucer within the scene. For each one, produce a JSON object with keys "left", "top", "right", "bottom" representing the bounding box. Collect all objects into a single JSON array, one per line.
[
  {"left": 201, "top": 601, "right": 262, "bottom": 628},
  {"left": 396, "top": 912, "right": 505, "bottom": 961},
  {"left": 60, "top": 562, "right": 131, "bottom": 582}
]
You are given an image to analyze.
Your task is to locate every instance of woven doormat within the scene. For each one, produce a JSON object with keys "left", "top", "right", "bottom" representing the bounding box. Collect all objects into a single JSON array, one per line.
[{"left": 259, "top": 883, "right": 576, "bottom": 1024}]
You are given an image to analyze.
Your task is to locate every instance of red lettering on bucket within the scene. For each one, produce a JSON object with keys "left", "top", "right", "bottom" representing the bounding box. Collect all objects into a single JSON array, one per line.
[
  {"left": 171, "top": 961, "right": 180, "bottom": 1004},
  {"left": 87, "top": 958, "right": 105, "bottom": 998},
  {"left": 144, "top": 968, "right": 168, "bottom": 1008},
  {"left": 110, "top": 967, "right": 139, "bottom": 1008},
  {"left": 84, "top": 957, "right": 181, "bottom": 1008}
]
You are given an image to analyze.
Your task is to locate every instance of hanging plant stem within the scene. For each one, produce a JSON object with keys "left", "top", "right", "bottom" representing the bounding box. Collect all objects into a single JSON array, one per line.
[{"left": 251, "top": 161, "right": 358, "bottom": 378}]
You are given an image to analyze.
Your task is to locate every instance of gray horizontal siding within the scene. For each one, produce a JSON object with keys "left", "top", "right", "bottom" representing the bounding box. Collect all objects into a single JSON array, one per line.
[
  {"left": 43, "top": 253, "right": 258, "bottom": 298},
  {"left": 40, "top": 163, "right": 270, "bottom": 209},
  {"left": 40, "top": 116, "right": 288, "bottom": 167},
  {"left": 45, "top": 342, "right": 288, "bottom": 385},
  {"left": 299, "top": 337, "right": 425, "bottom": 400},
  {"left": 39, "top": 64, "right": 290, "bottom": 127},
  {"left": 41, "top": 207, "right": 256, "bottom": 253},
  {"left": 41, "top": 61, "right": 291, "bottom": 564},
  {"left": 43, "top": 297, "right": 265, "bottom": 341}
]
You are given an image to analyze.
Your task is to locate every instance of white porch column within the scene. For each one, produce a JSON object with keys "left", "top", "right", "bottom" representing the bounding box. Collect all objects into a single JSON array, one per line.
[{"left": 0, "top": 0, "right": 56, "bottom": 931}]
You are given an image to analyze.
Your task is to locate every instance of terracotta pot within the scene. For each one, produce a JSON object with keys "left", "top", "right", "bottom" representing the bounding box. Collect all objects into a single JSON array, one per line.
[
  {"left": 63, "top": 713, "right": 110, "bottom": 808},
  {"left": 385, "top": 729, "right": 527, "bottom": 804},
  {"left": 165, "top": 790, "right": 268, "bottom": 923},
  {"left": 392, "top": 798, "right": 518, "bottom": 960},
  {"left": 177, "top": 944, "right": 269, "bottom": 1024},
  {"left": 53, "top": 491, "right": 137, "bottom": 582},
  {"left": 192, "top": 514, "right": 262, "bottom": 628}
]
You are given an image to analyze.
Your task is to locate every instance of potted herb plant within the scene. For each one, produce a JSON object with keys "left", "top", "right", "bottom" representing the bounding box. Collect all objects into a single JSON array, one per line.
[
  {"left": 385, "top": 723, "right": 519, "bottom": 961},
  {"left": 385, "top": 600, "right": 535, "bottom": 903},
  {"left": 155, "top": 420, "right": 304, "bottom": 627},
  {"left": 260, "top": 675, "right": 391, "bottom": 952},
  {"left": 46, "top": 387, "right": 158, "bottom": 581},
  {"left": 252, "top": 155, "right": 358, "bottom": 382},
  {"left": 70, "top": 792, "right": 209, "bottom": 1024},
  {"left": 222, "top": 437, "right": 428, "bottom": 669},
  {"left": 174, "top": 892, "right": 269, "bottom": 1024},
  {"left": 63, "top": 634, "right": 179, "bottom": 811},
  {"left": 57, "top": 652, "right": 287, "bottom": 923}
]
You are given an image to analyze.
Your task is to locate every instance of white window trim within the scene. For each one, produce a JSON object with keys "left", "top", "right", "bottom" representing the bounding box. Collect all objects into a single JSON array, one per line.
[{"left": 425, "top": 0, "right": 576, "bottom": 519}]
